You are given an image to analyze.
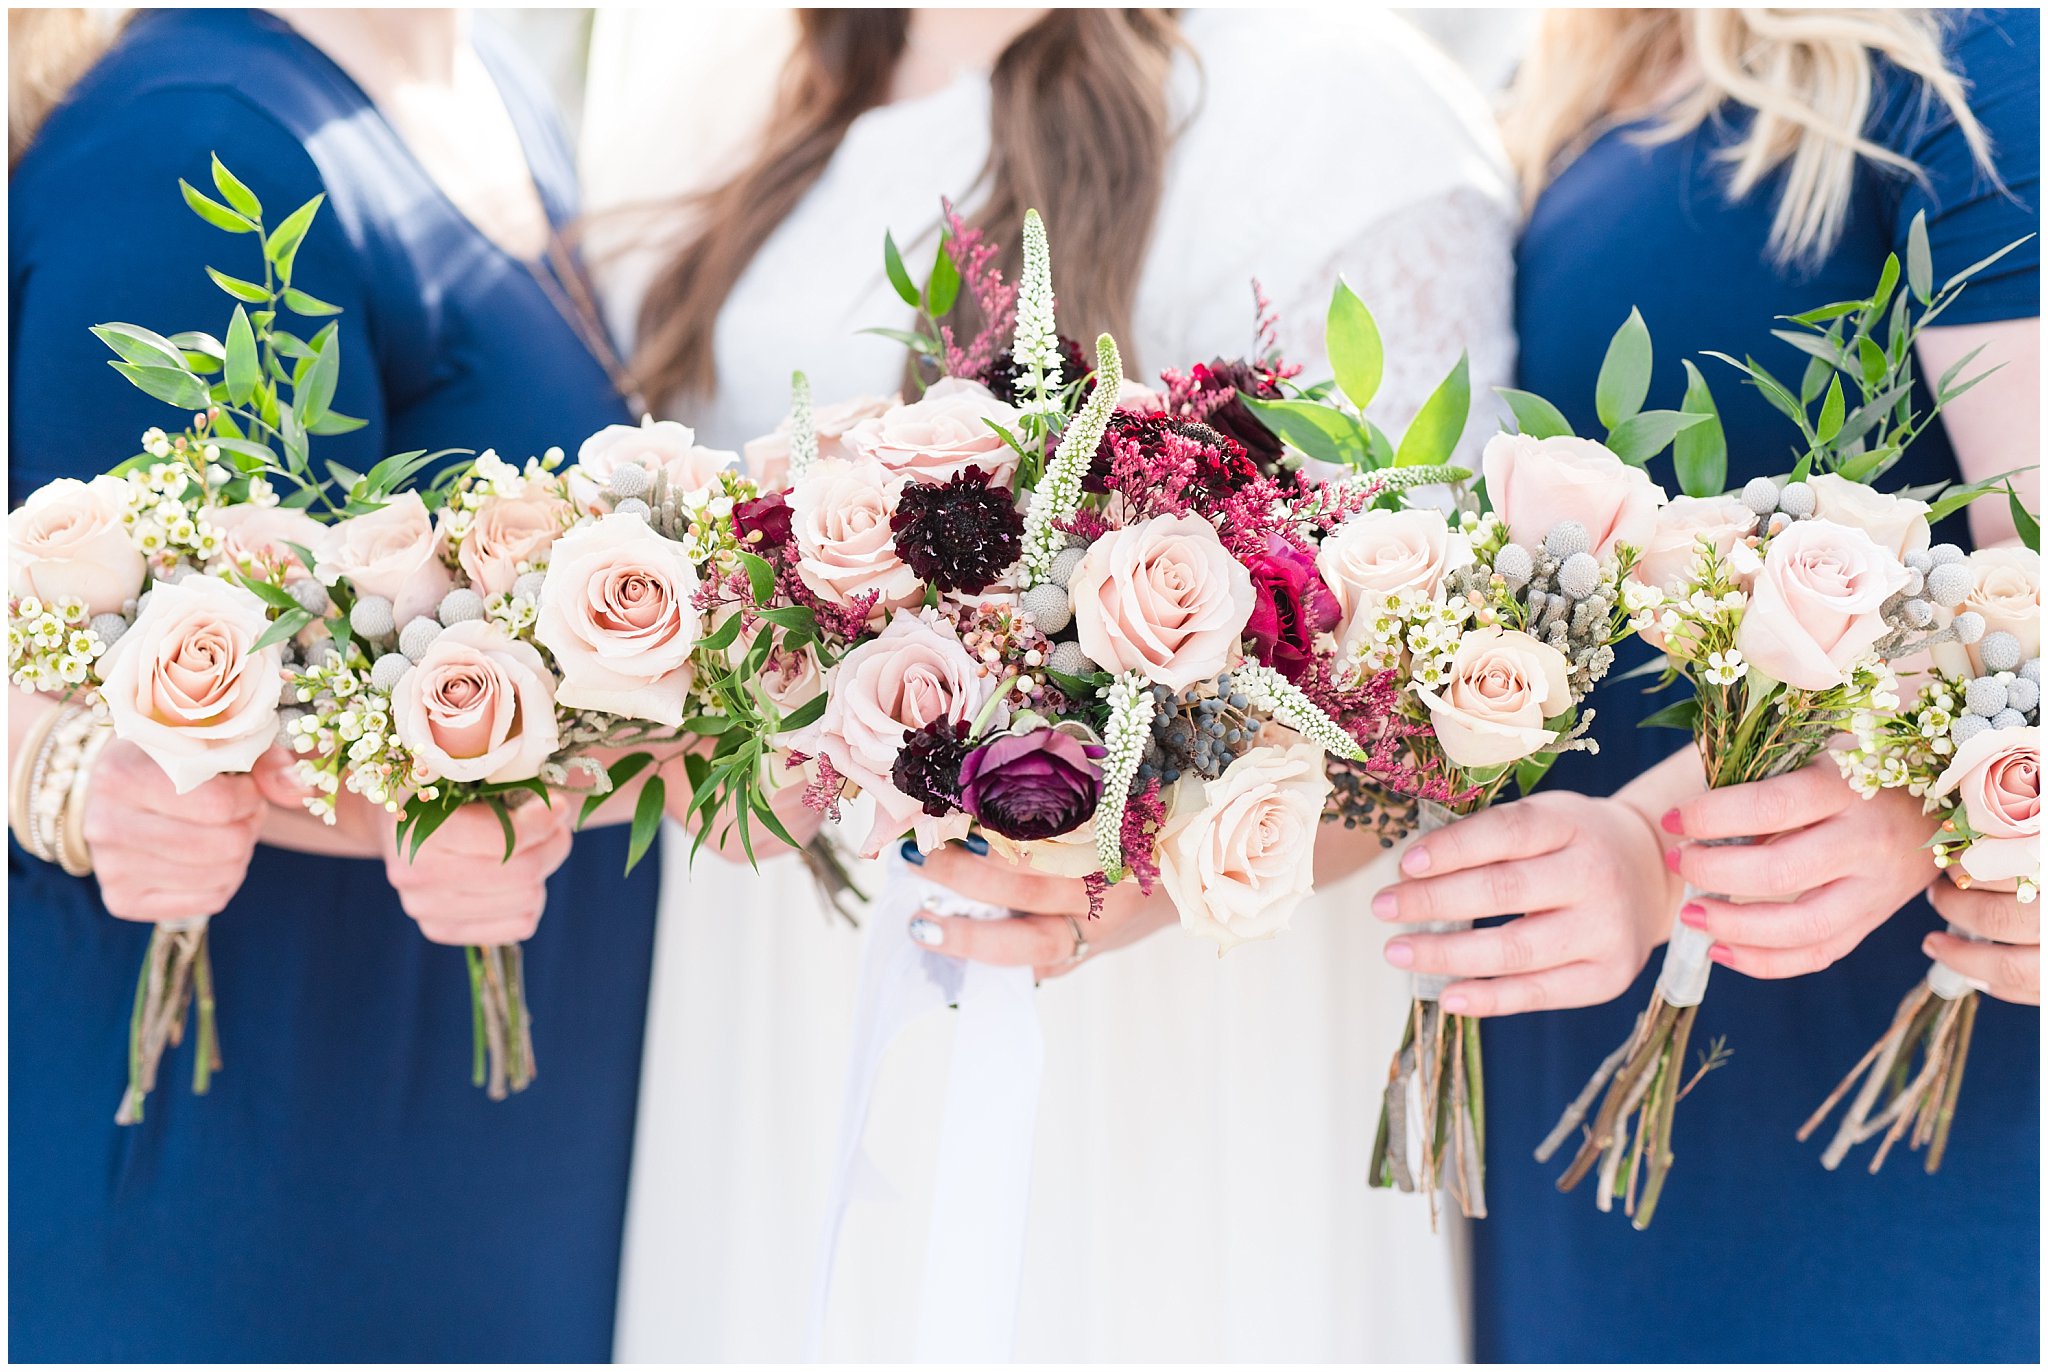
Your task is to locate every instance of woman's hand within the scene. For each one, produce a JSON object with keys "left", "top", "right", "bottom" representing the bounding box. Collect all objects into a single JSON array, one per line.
[
  {"left": 906, "top": 839, "right": 1177, "bottom": 982},
  {"left": 378, "top": 799, "right": 574, "bottom": 946},
  {"left": 1924, "top": 877, "right": 2040, "bottom": 1005},
  {"left": 81, "top": 739, "right": 267, "bottom": 922},
  {"left": 1372, "top": 792, "right": 1673, "bottom": 1016},
  {"left": 1666, "top": 762, "right": 1939, "bottom": 978}
]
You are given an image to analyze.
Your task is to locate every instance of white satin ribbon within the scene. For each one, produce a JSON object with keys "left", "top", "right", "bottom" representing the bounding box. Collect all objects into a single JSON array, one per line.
[
  {"left": 806, "top": 851, "right": 1044, "bottom": 1362},
  {"left": 1927, "top": 922, "right": 1986, "bottom": 1000}
]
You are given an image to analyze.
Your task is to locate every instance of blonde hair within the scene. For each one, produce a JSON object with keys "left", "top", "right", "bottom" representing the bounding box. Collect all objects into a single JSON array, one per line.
[
  {"left": 1504, "top": 8, "right": 1995, "bottom": 266},
  {"left": 9, "top": 9, "right": 124, "bottom": 170}
]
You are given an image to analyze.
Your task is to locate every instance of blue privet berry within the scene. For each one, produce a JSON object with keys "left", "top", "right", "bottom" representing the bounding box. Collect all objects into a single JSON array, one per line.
[
  {"left": 1964, "top": 676, "right": 2009, "bottom": 718},
  {"left": 1951, "top": 713, "right": 1991, "bottom": 745},
  {"left": 2007, "top": 677, "right": 2039, "bottom": 716},
  {"left": 1557, "top": 551, "right": 1601, "bottom": 599},
  {"left": 605, "top": 463, "right": 650, "bottom": 501},
  {"left": 1741, "top": 476, "right": 1781, "bottom": 516},
  {"left": 1543, "top": 521, "right": 1591, "bottom": 559},
  {"left": 1992, "top": 708, "right": 2028, "bottom": 731},
  {"left": 1494, "top": 542, "right": 1535, "bottom": 587},
  {"left": 399, "top": 617, "right": 442, "bottom": 662},
  {"left": 1776, "top": 481, "right": 1815, "bottom": 518},
  {"left": 1980, "top": 630, "right": 2023, "bottom": 674},
  {"left": 1020, "top": 582, "right": 1072, "bottom": 635},
  {"left": 371, "top": 653, "right": 412, "bottom": 692},
  {"left": 288, "top": 578, "right": 329, "bottom": 614},
  {"left": 437, "top": 588, "right": 486, "bottom": 625},
  {"left": 1924, "top": 562, "right": 1974, "bottom": 608},
  {"left": 89, "top": 612, "right": 129, "bottom": 647},
  {"left": 350, "top": 595, "right": 396, "bottom": 640}
]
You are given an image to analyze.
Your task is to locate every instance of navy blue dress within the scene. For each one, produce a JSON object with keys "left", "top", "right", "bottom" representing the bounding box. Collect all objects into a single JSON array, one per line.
[
  {"left": 9, "top": 11, "right": 659, "bottom": 1361},
  {"left": 1477, "top": 12, "right": 2039, "bottom": 1361}
]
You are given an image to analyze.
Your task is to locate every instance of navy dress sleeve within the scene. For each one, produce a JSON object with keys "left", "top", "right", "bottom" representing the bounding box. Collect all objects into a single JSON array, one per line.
[
  {"left": 9, "top": 87, "right": 385, "bottom": 497},
  {"left": 1887, "top": 9, "right": 2041, "bottom": 322}
]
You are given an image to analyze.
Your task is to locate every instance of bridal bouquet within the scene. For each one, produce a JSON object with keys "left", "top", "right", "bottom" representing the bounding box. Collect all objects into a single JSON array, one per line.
[
  {"left": 1539, "top": 215, "right": 2027, "bottom": 1227},
  {"left": 7, "top": 158, "right": 347, "bottom": 1122},
  {"left": 1811, "top": 542, "right": 2039, "bottom": 1173}
]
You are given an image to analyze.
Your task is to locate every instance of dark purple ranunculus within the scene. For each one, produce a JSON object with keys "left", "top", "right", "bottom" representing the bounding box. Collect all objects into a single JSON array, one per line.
[
  {"left": 732, "top": 489, "right": 793, "bottom": 550},
  {"left": 1244, "top": 531, "right": 1341, "bottom": 682},
  {"left": 958, "top": 728, "right": 1106, "bottom": 842}
]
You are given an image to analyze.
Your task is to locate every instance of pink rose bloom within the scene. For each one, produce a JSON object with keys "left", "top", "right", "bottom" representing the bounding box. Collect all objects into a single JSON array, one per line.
[
  {"left": 1415, "top": 627, "right": 1572, "bottom": 769},
  {"left": 1114, "top": 378, "right": 1166, "bottom": 415},
  {"left": 1157, "top": 741, "right": 1333, "bottom": 952},
  {"left": 535, "top": 514, "right": 701, "bottom": 727},
  {"left": 1930, "top": 725, "right": 2040, "bottom": 888},
  {"left": 787, "top": 457, "right": 922, "bottom": 624},
  {"left": 1631, "top": 495, "right": 1758, "bottom": 595},
  {"left": 1735, "top": 519, "right": 1911, "bottom": 691},
  {"left": 98, "top": 575, "right": 283, "bottom": 793},
  {"left": 803, "top": 609, "right": 1001, "bottom": 856},
  {"left": 460, "top": 484, "right": 574, "bottom": 597},
  {"left": 7, "top": 475, "right": 146, "bottom": 615},
  {"left": 1806, "top": 473, "right": 1932, "bottom": 560},
  {"left": 1316, "top": 507, "right": 1474, "bottom": 649},
  {"left": 743, "top": 393, "right": 898, "bottom": 490},
  {"left": 1070, "top": 513, "right": 1256, "bottom": 690},
  {"left": 844, "top": 377, "right": 1026, "bottom": 484},
  {"left": 722, "top": 611, "right": 824, "bottom": 733},
  {"left": 205, "top": 504, "right": 325, "bottom": 579},
  {"left": 571, "top": 416, "right": 736, "bottom": 511},
  {"left": 1481, "top": 432, "right": 1665, "bottom": 560},
  {"left": 315, "top": 492, "right": 452, "bottom": 625},
  {"left": 391, "top": 620, "right": 559, "bottom": 785},
  {"left": 1931, "top": 547, "right": 2040, "bottom": 678}
]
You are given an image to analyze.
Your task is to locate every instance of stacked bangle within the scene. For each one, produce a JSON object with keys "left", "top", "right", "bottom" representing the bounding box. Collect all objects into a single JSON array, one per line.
[{"left": 9, "top": 702, "right": 107, "bottom": 876}]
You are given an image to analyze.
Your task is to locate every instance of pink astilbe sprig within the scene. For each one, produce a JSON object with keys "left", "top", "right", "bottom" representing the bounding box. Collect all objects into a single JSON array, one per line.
[
  {"left": 1250, "top": 278, "right": 1283, "bottom": 364},
  {"left": 783, "top": 750, "right": 847, "bottom": 822},
  {"left": 1082, "top": 872, "right": 1109, "bottom": 921},
  {"left": 938, "top": 197, "right": 1018, "bottom": 379},
  {"left": 1053, "top": 508, "right": 1114, "bottom": 544},
  {"left": 1118, "top": 778, "right": 1165, "bottom": 895},
  {"left": 772, "top": 559, "right": 878, "bottom": 647}
]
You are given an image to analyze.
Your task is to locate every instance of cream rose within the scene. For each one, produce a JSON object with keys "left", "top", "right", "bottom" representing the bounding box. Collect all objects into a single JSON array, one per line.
[
  {"left": 204, "top": 504, "right": 324, "bottom": 579},
  {"left": 787, "top": 457, "right": 922, "bottom": 624},
  {"left": 1316, "top": 507, "right": 1474, "bottom": 649},
  {"left": 1415, "top": 627, "right": 1572, "bottom": 770},
  {"left": 535, "top": 514, "right": 702, "bottom": 727},
  {"left": 1735, "top": 519, "right": 1911, "bottom": 691},
  {"left": 1807, "top": 473, "right": 1932, "bottom": 560},
  {"left": 391, "top": 619, "right": 559, "bottom": 784},
  {"left": 843, "top": 377, "right": 1026, "bottom": 484},
  {"left": 314, "top": 492, "right": 452, "bottom": 625},
  {"left": 98, "top": 575, "right": 283, "bottom": 793},
  {"left": 1480, "top": 432, "right": 1664, "bottom": 560},
  {"left": 1932, "top": 547, "right": 2041, "bottom": 678},
  {"left": 1631, "top": 495, "right": 1758, "bottom": 595},
  {"left": 460, "top": 485, "right": 574, "bottom": 597},
  {"left": 571, "top": 415, "right": 736, "bottom": 511},
  {"left": 7, "top": 475, "right": 147, "bottom": 615},
  {"left": 1157, "top": 741, "right": 1332, "bottom": 953},
  {"left": 743, "top": 393, "right": 898, "bottom": 490},
  {"left": 1070, "top": 514, "right": 1256, "bottom": 690},
  {"left": 1930, "top": 725, "right": 2040, "bottom": 887},
  {"left": 802, "top": 608, "right": 1000, "bottom": 856}
]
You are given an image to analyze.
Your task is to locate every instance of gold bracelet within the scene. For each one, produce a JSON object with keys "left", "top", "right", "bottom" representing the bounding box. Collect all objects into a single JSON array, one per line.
[
  {"left": 58, "top": 719, "right": 112, "bottom": 877},
  {"left": 27, "top": 707, "right": 99, "bottom": 869},
  {"left": 9, "top": 702, "right": 79, "bottom": 863}
]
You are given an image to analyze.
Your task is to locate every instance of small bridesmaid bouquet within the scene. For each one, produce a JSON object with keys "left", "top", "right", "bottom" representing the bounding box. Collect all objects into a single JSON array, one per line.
[{"left": 1811, "top": 544, "right": 2039, "bottom": 1172}]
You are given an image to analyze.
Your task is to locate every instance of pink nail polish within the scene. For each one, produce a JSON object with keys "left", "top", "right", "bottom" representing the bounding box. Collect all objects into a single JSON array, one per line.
[
  {"left": 1401, "top": 846, "right": 1431, "bottom": 875},
  {"left": 1679, "top": 902, "right": 1707, "bottom": 929},
  {"left": 1372, "top": 891, "right": 1398, "bottom": 921},
  {"left": 1441, "top": 994, "right": 1468, "bottom": 1013},
  {"left": 1384, "top": 941, "right": 1413, "bottom": 968},
  {"left": 1708, "top": 944, "right": 1733, "bottom": 967},
  {"left": 1664, "top": 846, "right": 1682, "bottom": 873},
  {"left": 1660, "top": 808, "right": 1683, "bottom": 835}
]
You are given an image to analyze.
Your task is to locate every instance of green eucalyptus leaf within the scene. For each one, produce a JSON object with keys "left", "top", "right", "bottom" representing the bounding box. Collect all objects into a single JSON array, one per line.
[
  {"left": 1672, "top": 360, "right": 1727, "bottom": 498},
  {"left": 2011, "top": 489, "right": 2040, "bottom": 551},
  {"left": 210, "top": 153, "right": 262, "bottom": 220},
  {"left": 1594, "top": 307, "right": 1652, "bottom": 430},
  {"left": 224, "top": 306, "right": 259, "bottom": 406},
  {"left": 699, "top": 613, "right": 744, "bottom": 654},
  {"left": 926, "top": 239, "right": 961, "bottom": 317},
  {"left": 778, "top": 693, "right": 827, "bottom": 732},
  {"left": 1905, "top": 210, "right": 1934, "bottom": 303},
  {"left": 1325, "top": 278, "right": 1384, "bottom": 413},
  {"left": 858, "top": 325, "right": 936, "bottom": 356},
  {"left": 1495, "top": 388, "right": 1574, "bottom": 439},
  {"left": 265, "top": 194, "right": 324, "bottom": 281},
  {"left": 179, "top": 179, "right": 255, "bottom": 234},
  {"left": 1638, "top": 697, "right": 1702, "bottom": 732},
  {"left": 93, "top": 322, "right": 190, "bottom": 370},
  {"left": 882, "top": 231, "right": 920, "bottom": 309},
  {"left": 1940, "top": 235, "right": 2032, "bottom": 296},
  {"left": 110, "top": 361, "right": 211, "bottom": 410},
  {"left": 251, "top": 608, "right": 313, "bottom": 651},
  {"left": 297, "top": 340, "right": 339, "bottom": 425},
  {"left": 1814, "top": 374, "right": 1846, "bottom": 444},
  {"left": 1394, "top": 352, "right": 1470, "bottom": 468},
  {"left": 1604, "top": 409, "right": 1709, "bottom": 468},
  {"left": 738, "top": 550, "right": 777, "bottom": 604},
  {"left": 306, "top": 411, "right": 368, "bottom": 436},
  {"left": 205, "top": 267, "right": 271, "bottom": 304},
  {"left": 282, "top": 287, "right": 342, "bottom": 317},
  {"left": 627, "top": 775, "right": 667, "bottom": 875},
  {"left": 1241, "top": 393, "right": 1368, "bottom": 466}
]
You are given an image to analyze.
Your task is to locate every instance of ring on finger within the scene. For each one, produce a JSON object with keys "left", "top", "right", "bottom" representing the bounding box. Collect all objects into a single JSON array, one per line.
[{"left": 1059, "top": 912, "right": 1090, "bottom": 967}]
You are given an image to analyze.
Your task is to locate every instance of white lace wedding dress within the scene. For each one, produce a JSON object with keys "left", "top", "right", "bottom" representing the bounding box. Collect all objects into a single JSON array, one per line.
[{"left": 582, "top": 9, "right": 1517, "bottom": 1360}]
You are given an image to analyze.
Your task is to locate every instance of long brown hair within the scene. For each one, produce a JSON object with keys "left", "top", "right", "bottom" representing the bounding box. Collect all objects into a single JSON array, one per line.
[{"left": 630, "top": 9, "right": 1180, "bottom": 406}]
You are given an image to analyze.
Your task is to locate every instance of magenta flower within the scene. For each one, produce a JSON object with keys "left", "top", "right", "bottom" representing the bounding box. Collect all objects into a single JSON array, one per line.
[
  {"left": 1243, "top": 531, "right": 1340, "bottom": 681},
  {"left": 959, "top": 728, "right": 1106, "bottom": 842}
]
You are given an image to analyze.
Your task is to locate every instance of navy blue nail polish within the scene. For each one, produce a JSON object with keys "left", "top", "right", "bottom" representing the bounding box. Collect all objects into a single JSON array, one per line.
[
  {"left": 899, "top": 838, "right": 925, "bottom": 866},
  {"left": 962, "top": 833, "right": 989, "bottom": 856}
]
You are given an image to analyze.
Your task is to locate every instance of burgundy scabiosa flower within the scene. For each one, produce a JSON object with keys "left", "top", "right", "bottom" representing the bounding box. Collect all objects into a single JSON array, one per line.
[
  {"left": 889, "top": 465, "right": 1023, "bottom": 594},
  {"left": 1243, "top": 531, "right": 1341, "bottom": 682},
  {"left": 959, "top": 728, "right": 1106, "bottom": 842},
  {"left": 732, "top": 489, "right": 793, "bottom": 550},
  {"left": 1175, "top": 358, "right": 1290, "bottom": 476},
  {"left": 892, "top": 718, "right": 974, "bottom": 818},
  {"left": 1092, "top": 411, "right": 1263, "bottom": 502}
]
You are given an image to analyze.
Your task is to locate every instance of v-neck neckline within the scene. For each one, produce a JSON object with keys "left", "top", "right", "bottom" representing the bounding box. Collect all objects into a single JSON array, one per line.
[{"left": 252, "top": 9, "right": 564, "bottom": 268}]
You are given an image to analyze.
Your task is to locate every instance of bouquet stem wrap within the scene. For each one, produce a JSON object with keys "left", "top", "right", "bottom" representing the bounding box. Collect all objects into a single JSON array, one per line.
[
  {"left": 466, "top": 942, "right": 534, "bottom": 1101},
  {"left": 1799, "top": 925, "right": 1983, "bottom": 1174},
  {"left": 116, "top": 916, "right": 219, "bottom": 1125},
  {"left": 809, "top": 851, "right": 1043, "bottom": 1362},
  {"left": 1370, "top": 800, "right": 1487, "bottom": 1224}
]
